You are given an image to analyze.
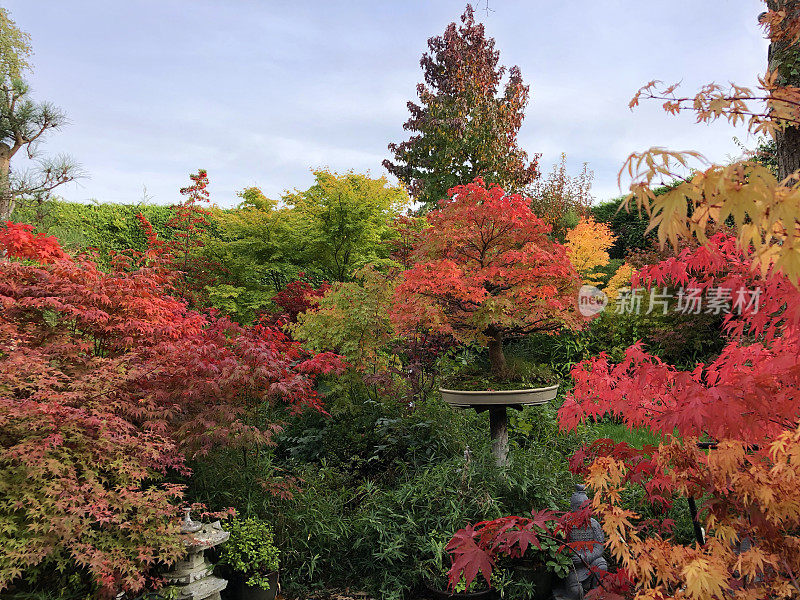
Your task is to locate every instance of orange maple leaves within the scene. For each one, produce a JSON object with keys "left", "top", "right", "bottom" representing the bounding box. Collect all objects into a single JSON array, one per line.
[
  {"left": 586, "top": 431, "right": 800, "bottom": 600},
  {"left": 565, "top": 216, "right": 617, "bottom": 284},
  {"left": 391, "top": 178, "right": 582, "bottom": 347}
]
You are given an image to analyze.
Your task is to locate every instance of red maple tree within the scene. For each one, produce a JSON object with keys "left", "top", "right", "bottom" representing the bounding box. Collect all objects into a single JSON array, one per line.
[
  {"left": 0, "top": 222, "right": 343, "bottom": 595},
  {"left": 268, "top": 277, "right": 330, "bottom": 326},
  {"left": 0, "top": 221, "right": 67, "bottom": 263},
  {"left": 136, "top": 169, "right": 218, "bottom": 307},
  {"left": 559, "top": 232, "right": 800, "bottom": 444},
  {"left": 557, "top": 232, "right": 800, "bottom": 599},
  {"left": 391, "top": 178, "right": 582, "bottom": 375}
]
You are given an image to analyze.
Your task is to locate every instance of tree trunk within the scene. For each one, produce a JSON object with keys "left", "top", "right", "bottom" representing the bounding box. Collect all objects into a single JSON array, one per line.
[
  {"left": 774, "top": 127, "right": 800, "bottom": 181},
  {"left": 487, "top": 333, "right": 507, "bottom": 376},
  {"left": 767, "top": 1, "right": 800, "bottom": 180},
  {"left": 0, "top": 154, "right": 12, "bottom": 222}
]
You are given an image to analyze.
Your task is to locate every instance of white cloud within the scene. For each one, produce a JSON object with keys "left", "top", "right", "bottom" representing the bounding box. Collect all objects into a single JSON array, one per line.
[{"left": 4, "top": 0, "right": 770, "bottom": 207}]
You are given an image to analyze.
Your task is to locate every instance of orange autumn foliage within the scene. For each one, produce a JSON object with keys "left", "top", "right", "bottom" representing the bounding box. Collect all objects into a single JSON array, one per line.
[
  {"left": 604, "top": 263, "right": 635, "bottom": 300},
  {"left": 559, "top": 3, "right": 800, "bottom": 600},
  {"left": 565, "top": 216, "right": 617, "bottom": 284}
]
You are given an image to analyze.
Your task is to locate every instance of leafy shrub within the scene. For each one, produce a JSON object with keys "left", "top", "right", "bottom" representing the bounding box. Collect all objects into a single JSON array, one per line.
[
  {"left": 590, "top": 194, "right": 654, "bottom": 259},
  {"left": 269, "top": 403, "right": 580, "bottom": 599},
  {"left": 277, "top": 395, "right": 469, "bottom": 483},
  {"left": 1, "top": 560, "right": 96, "bottom": 600},
  {"left": 272, "top": 455, "right": 508, "bottom": 599},
  {"left": 508, "top": 295, "right": 726, "bottom": 378},
  {"left": 0, "top": 222, "right": 341, "bottom": 596},
  {"left": 221, "top": 518, "right": 280, "bottom": 589},
  {"left": 12, "top": 199, "right": 177, "bottom": 257}
]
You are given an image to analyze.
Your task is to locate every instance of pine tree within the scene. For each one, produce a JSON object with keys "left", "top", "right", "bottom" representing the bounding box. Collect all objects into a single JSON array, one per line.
[{"left": 0, "top": 8, "right": 80, "bottom": 221}]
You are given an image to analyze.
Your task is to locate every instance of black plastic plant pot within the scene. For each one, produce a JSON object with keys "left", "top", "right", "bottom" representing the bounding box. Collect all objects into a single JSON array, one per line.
[
  {"left": 512, "top": 562, "right": 554, "bottom": 600},
  {"left": 425, "top": 585, "right": 499, "bottom": 600},
  {"left": 238, "top": 571, "right": 278, "bottom": 600}
]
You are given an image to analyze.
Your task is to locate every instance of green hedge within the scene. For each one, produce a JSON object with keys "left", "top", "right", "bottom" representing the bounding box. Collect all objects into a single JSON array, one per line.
[{"left": 12, "top": 200, "right": 177, "bottom": 255}]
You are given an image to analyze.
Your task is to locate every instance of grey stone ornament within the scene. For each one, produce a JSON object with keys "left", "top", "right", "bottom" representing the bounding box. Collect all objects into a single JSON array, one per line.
[
  {"left": 554, "top": 484, "right": 608, "bottom": 600},
  {"left": 181, "top": 508, "right": 202, "bottom": 534},
  {"left": 163, "top": 518, "right": 230, "bottom": 600}
]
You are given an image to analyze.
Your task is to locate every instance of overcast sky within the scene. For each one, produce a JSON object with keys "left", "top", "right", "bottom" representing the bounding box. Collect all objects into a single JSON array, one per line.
[{"left": 4, "top": 0, "right": 768, "bottom": 208}]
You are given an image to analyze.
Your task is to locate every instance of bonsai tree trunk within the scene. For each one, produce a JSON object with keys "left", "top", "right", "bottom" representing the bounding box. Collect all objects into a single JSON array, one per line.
[
  {"left": 487, "top": 331, "right": 507, "bottom": 376},
  {"left": 487, "top": 329, "right": 509, "bottom": 466}
]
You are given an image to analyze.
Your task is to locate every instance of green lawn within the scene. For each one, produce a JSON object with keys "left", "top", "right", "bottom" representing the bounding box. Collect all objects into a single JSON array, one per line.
[{"left": 585, "top": 420, "right": 664, "bottom": 448}]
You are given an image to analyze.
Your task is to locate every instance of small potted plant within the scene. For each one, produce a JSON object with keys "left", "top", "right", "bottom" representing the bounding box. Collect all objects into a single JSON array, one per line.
[
  {"left": 447, "top": 513, "right": 577, "bottom": 600},
  {"left": 505, "top": 531, "right": 572, "bottom": 600},
  {"left": 220, "top": 517, "right": 280, "bottom": 600},
  {"left": 392, "top": 179, "right": 582, "bottom": 463}
]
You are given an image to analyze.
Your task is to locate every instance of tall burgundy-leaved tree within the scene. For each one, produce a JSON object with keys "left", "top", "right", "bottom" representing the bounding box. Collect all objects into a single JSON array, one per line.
[{"left": 384, "top": 5, "right": 540, "bottom": 209}]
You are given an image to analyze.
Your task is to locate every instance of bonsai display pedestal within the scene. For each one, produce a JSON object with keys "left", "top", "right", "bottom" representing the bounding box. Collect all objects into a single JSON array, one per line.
[{"left": 439, "top": 385, "right": 559, "bottom": 466}]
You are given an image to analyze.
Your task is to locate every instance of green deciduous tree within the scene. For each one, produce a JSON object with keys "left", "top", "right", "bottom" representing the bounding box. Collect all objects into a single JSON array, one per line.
[
  {"left": 284, "top": 169, "right": 409, "bottom": 280},
  {"left": 0, "top": 8, "right": 32, "bottom": 81},
  {"left": 294, "top": 265, "right": 398, "bottom": 374},
  {"left": 204, "top": 171, "right": 407, "bottom": 323},
  {"left": 384, "top": 5, "right": 539, "bottom": 209},
  {"left": 204, "top": 187, "right": 297, "bottom": 323}
]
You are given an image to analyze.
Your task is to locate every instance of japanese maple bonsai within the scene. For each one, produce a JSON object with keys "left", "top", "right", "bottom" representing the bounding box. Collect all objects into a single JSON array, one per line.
[
  {"left": 392, "top": 178, "right": 581, "bottom": 383},
  {"left": 391, "top": 178, "right": 582, "bottom": 462}
]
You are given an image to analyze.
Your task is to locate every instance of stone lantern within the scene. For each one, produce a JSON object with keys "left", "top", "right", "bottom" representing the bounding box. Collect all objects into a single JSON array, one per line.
[{"left": 162, "top": 509, "right": 230, "bottom": 600}]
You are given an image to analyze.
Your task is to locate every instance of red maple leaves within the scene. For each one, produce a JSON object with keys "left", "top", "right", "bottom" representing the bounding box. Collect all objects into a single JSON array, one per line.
[
  {"left": 0, "top": 221, "right": 67, "bottom": 263},
  {"left": 0, "top": 221, "right": 343, "bottom": 593},
  {"left": 270, "top": 278, "right": 330, "bottom": 325},
  {"left": 446, "top": 508, "right": 629, "bottom": 593},
  {"left": 559, "top": 233, "right": 800, "bottom": 445},
  {"left": 447, "top": 512, "right": 557, "bottom": 588},
  {"left": 557, "top": 232, "right": 800, "bottom": 598},
  {"left": 391, "top": 178, "right": 582, "bottom": 372}
]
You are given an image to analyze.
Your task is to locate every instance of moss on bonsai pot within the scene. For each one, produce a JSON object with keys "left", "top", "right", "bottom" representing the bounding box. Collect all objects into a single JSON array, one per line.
[{"left": 440, "top": 359, "right": 558, "bottom": 393}]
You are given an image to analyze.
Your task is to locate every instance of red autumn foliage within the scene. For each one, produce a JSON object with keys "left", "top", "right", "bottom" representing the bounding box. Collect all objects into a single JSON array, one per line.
[
  {"left": 447, "top": 509, "right": 631, "bottom": 595},
  {"left": 391, "top": 178, "right": 582, "bottom": 374},
  {"left": 558, "top": 230, "right": 800, "bottom": 598},
  {"left": 271, "top": 278, "right": 330, "bottom": 324},
  {"left": 0, "top": 221, "right": 68, "bottom": 263},
  {"left": 559, "top": 233, "right": 800, "bottom": 444},
  {"left": 136, "top": 169, "right": 219, "bottom": 306},
  {"left": 0, "top": 222, "right": 344, "bottom": 594},
  {"left": 447, "top": 511, "right": 559, "bottom": 587}
]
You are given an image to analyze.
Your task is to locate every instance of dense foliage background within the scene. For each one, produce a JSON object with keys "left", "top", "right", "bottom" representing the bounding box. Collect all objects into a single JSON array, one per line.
[{"left": 6, "top": 2, "right": 796, "bottom": 600}]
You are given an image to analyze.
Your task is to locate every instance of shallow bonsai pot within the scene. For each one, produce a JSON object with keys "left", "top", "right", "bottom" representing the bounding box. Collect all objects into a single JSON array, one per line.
[
  {"left": 439, "top": 384, "right": 559, "bottom": 409},
  {"left": 238, "top": 571, "right": 278, "bottom": 600},
  {"left": 425, "top": 585, "right": 499, "bottom": 600}
]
